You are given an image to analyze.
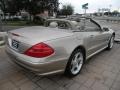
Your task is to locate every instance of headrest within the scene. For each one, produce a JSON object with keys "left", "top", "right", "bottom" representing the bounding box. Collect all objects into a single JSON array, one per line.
[
  {"left": 71, "top": 21, "right": 78, "bottom": 26},
  {"left": 49, "top": 22, "right": 58, "bottom": 28}
]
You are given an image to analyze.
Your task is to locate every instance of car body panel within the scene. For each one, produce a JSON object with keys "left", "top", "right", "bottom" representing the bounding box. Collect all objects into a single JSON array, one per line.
[
  {"left": 7, "top": 26, "right": 73, "bottom": 53},
  {"left": 6, "top": 18, "right": 115, "bottom": 75}
]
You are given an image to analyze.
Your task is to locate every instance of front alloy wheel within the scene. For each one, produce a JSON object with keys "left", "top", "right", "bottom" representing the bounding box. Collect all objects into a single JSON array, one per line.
[{"left": 65, "top": 49, "right": 84, "bottom": 77}]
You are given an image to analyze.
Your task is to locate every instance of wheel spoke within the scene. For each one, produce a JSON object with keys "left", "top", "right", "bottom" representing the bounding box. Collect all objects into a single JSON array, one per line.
[
  {"left": 74, "top": 54, "right": 79, "bottom": 62},
  {"left": 70, "top": 51, "right": 83, "bottom": 75},
  {"left": 77, "top": 54, "right": 83, "bottom": 64},
  {"left": 71, "top": 64, "right": 76, "bottom": 72},
  {"left": 110, "top": 37, "right": 114, "bottom": 48}
]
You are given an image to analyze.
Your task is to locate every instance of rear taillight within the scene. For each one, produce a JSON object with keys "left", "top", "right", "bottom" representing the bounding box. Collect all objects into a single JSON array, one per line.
[{"left": 24, "top": 43, "right": 54, "bottom": 58}]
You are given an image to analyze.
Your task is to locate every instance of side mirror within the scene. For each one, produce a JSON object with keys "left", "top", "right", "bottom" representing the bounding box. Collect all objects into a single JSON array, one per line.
[{"left": 103, "top": 27, "right": 109, "bottom": 31}]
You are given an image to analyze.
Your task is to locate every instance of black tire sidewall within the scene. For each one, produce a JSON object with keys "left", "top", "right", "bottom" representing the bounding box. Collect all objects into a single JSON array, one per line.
[
  {"left": 65, "top": 49, "right": 84, "bottom": 77},
  {"left": 107, "top": 35, "right": 114, "bottom": 50}
]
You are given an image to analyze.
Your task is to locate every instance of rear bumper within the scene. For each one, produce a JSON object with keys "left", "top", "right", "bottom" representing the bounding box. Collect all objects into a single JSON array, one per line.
[{"left": 6, "top": 46, "right": 68, "bottom": 75}]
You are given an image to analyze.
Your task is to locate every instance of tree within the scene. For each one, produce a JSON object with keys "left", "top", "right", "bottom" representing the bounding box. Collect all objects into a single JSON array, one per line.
[
  {"left": 60, "top": 4, "right": 74, "bottom": 17},
  {"left": 24, "top": 0, "right": 59, "bottom": 20},
  {"left": 0, "top": 0, "right": 8, "bottom": 19},
  {"left": 1, "top": 0, "right": 59, "bottom": 20},
  {"left": 0, "top": 0, "right": 26, "bottom": 19},
  {"left": 27, "top": 0, "right": 59, "bottom": 16},
  {"left": 104, "top": 12, "right": 112, "bottom": 16},
  {"left": 7, "top": 0, "right": 24, "bottom": 16}
]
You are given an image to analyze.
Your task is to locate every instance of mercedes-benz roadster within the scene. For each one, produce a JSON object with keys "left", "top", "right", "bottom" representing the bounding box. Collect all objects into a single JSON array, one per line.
[{"left": 6, "top": 18, "right": 115, "bottom": 77}]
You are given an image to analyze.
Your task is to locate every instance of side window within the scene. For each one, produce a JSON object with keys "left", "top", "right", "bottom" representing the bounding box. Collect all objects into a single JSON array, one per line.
[{"left": 85, "top": 20, "right": 101, "bottom": 32}]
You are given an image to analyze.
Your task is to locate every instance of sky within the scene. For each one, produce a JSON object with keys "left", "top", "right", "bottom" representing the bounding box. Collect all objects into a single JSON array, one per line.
[{"left": 59, "top": 0, "right": 120, "bottom": 13}]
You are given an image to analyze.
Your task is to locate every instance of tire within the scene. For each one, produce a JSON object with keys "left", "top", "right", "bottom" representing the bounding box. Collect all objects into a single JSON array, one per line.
[
  {"left": 107, "top": 35, "right": 114, "bottom": 50},
  {"left": 65, "top": 49, "right": 84, "bottom": 77}
]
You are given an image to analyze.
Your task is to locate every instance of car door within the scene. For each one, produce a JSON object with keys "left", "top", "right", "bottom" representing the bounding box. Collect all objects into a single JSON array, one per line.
[
  {"left": 85, "top": 20, "right": 111, "bottom": 57},
  {"left": 75, "top": 19, "right": 110, "bottom": 58}
]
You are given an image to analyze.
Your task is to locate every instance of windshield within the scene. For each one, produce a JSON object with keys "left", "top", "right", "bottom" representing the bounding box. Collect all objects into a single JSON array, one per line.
[{"left": 69, "top": 18, "right": 101, "bottom": 32}]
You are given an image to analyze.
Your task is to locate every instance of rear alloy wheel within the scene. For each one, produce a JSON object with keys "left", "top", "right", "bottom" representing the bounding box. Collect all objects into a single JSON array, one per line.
[
  {"left": 65, "top": 49, "right": 84, "bottom": 77},
  {"left": 107, "top": 36, "right": 114, "bottom": 50}
]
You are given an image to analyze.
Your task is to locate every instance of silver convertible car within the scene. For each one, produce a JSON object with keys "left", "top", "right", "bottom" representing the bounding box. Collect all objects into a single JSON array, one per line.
[{"left": 6, "top": 18, "right": 115, "bottom": 77}]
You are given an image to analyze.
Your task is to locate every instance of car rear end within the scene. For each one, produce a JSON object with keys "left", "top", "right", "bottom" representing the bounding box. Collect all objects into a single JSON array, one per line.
[{"left": 5, "top": 27, "right": 73, "bottom": 75}]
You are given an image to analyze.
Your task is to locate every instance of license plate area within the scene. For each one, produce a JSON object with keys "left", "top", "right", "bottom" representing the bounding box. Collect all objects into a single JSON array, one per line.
[{"left": 12, "top": 39, "right": 19, "bottom": 50}]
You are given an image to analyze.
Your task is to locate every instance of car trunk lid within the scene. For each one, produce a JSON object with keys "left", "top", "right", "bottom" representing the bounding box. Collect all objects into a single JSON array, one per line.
[{"left": 7, "top": 26, "right": 73, "bottom": 53}]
